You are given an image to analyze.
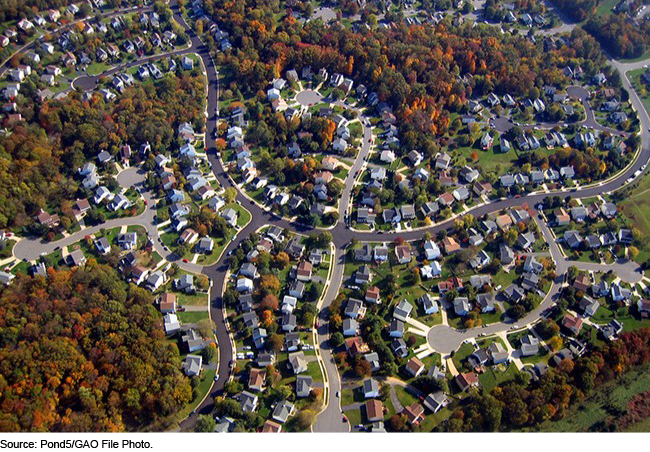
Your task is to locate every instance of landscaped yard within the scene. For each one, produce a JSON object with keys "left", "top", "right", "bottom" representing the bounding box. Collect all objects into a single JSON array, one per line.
[{"left": 177, "top": 311, "right": 209, "bottom": 323}]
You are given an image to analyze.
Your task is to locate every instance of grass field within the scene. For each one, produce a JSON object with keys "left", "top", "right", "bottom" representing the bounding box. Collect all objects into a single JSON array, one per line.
[
  {"left": 595, "top": 0, "right": 619, "bottom": 16},
  {"left": 177, "top": 311, "right": 209, "bottom": 323},
  {"left": 628, "top": 68, "right": 650, "bottom": 121}
]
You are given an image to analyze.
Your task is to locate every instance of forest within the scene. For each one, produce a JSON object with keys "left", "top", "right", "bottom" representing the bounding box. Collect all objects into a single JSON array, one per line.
[
  {"left": 436, "top": 328, "right": 650, "bottom": 432},
  {"left": 583, "top": 13, "right": 650, "bottom": 59},
  {"left": 0, "top": 263, "right": 192, "bottom": 431},
  {"left": 0, "top": 70, "right": 204, "bottom": 231}
]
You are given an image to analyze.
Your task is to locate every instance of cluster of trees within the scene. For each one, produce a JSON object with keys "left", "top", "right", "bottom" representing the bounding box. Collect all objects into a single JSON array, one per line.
[
  {"left": 438, "top": 328, "right": 650, "bottom": 431},
  {"left": 551, "top": 0, "right": 600, "bottom": 22},
  {"left": 583, "top": 14, "right": 650, "bottom": 59},
  {"left": 0, "top": 70, "right": 204, "bottom": 230},
  {"left": 0, "top": 263, "right": 193, "bottom": 431},
  {"left": 222, "top": 232, "right": 323, "bottom": 339},
  {"left": 205, "top": 0, "right": 599, "bottom": 143}
]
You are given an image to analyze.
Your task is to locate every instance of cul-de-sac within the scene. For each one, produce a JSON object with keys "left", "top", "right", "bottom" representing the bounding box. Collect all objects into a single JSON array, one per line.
[{"left": 0, "top": 0, "right": 650, "bottom": 434}]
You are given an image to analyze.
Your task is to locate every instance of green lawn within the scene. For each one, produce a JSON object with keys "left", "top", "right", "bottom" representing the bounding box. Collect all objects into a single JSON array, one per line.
[
  {"left": 177, "top": 311, "right": 209, "bottom": 323},
  {"left": 478, "top": 363, "right": 520, "bottom": 392},
  {"left": 394, "top": 385, "right": 418, "bottom": 409},
  {"left": 452, "top": 342, "right": 476, "bottom": 371}
]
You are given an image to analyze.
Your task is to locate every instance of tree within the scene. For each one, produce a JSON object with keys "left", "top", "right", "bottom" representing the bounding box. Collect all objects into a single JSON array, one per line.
[
  {"left": 330, "top": 332, "right": 345, "bottom": 348},
  {"left": 269, "top": 333, "right": 283, "bottom": 352},
  {"left": 259, "top": 274, "right": 281, "bottom": 295},
  {"left": 261, "top": 294, "right": 279, "bottom": 310},
  {"left": 295, "top": 409, "right": 316, "bottom": 430},
  {"left": 353, "top": 356, "right": 372, "bottom": 377},
  {"left": 197, "top": 319, "right": 214, "bottom": 337},
  {"left": 195, "top": 415, "right": 215, "bottom": 432},
  {"left": 273, "top": 252, "right": 290, "bottom": 269},
  {"left": 317, "top": 231, "right": 333, "bottom": 248},
  {"left": 628, "top": 246, "right": 639, "bottom": 261},
  {"left": 223, "top": 187, "right": 237, "bottom": 204},
  {"left": 202, "top": 344, "right": 217, "bottom": 364}
]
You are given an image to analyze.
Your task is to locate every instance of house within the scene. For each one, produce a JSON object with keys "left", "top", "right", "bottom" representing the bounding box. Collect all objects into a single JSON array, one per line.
[
  {"left": 393, "top": 299, "right": 413, "bottom": 322},
  {"left": 163, "top": 313, "right": 180, "bottom": 335},
  {"left": 182, "top": 56, "right": 194, "bottom": 70},
  {"left": 366, "top": 286, "right": 381, "bottom": 304},
  {"left": 345, "top": 298, "right": 364, "bottom": 319},
  {"left": 499, "top": 243, "right": 514, "bottom": 264},
  {"left": 221, "top": 208, "right": 238, "bottom": 227},
  {"left": 296, "top": 260, "right": 313, "bottom": 282},
  {"left": 405, "top": 357, "right": 425, "bottom": 378},
  {"left": 453, "top": 297, "right": 471, "bottom": 316},
  {"left": 389, "top": 319, "right": 405, "bottom": 338},
  {"left": 470, "top": 250, "right": 491, "bottom": 270},
  {"left": 239, "top": 391, "right": 258, "bottom": 413},
  {"left": 419, "top": 293, "right": 439, "bottom": 315},
  {"left": 579, "top": 296, "right": 600, "bottom": 317},
  {"left": 637, "top": 299, "right": 650, "bottom": 318},
  {"left": 518, "top": 232, "right": 535, "bottom": 250},
  {"left": 236, "top": 277, "right": 254, "bottom": 293},
  {"left": 564, "top": 230, "right": 583, "bottom": 249},
  {"left": 66, "top": 249, "right": 86, "bottom": 267},
  {"left": 555, "top": 208, "right": 570, "bottom": 226},
  {"left": 272, "top": 400, "right": 294, "bottom": 424},
  {"left": 523, "top": 255, "right": 543, "bottom": 274},
  {"left": 346, "top": 336, "right": 370, "bottom": 357},
  {"left": 380, "top": 150, "right": 396, "bottom": 163},
  {"left": 476, "top": 293, "right": 495, "bottom": 313},
  {"left": 402, "top": 403, "right": 425, "bottom": 425},
  {"left": 503, "top": 284, "right": 525, "bottom": 304},
  {"left": 343, "top": 318, "right": 360, "bottom": 336},
  {"left": 407, "top": 150, "right": 423, "bottom": 167},
  {"left": 37, "top": 210, "right": 60, "bottom": 228},
  {"left": 288, "top": 351, "right": 308, "bottom": 374},
  {"left": 571, "top": 206, "right": 588, "bottom": 222},
  {"left": 424, "top": 392, "right": 448, "bottom": 413},
  {"left": 159, "top": 293, "right": 176, "bottom": 314},
  {"left": 248, "top": 368, "right": 266, "bottom": 392},
  {"left": 520, "top": 335, "right": 539, "bottom": 357},
  {"left": 174, "top": 274, "right": 195, "bottom": 294},
  {"left": 354, "top": 265, "right": 371, "bottom": 284},
  {"left": 391, "top": 338, "right": 408, "bottom": 358},
  {"left": 481, "top": 133, "right": 493, "bottom": 149},
  {"left": 395, "top": 244, "right": 412, "bottom": 264},
  {"left": 468, "top": 349, "right": 489, "bottom": 368},
  {"left": 455, "top": 372, "right": 479, "bottom": 391},
  {"left": 296, "top": 375, "right": 313, "bottom": 398},
  {"left": 562, "top": 313, "right": 583, "bottom": 335},
  {"left": 365, "top": 399, "right": 384, "bottom": 423},
  {"left": 573, "top": 273, "right": 591, "bottom": 292},
  {"left": 521, "top": 272, "right": 539, "bottom": 291},
  {"left": 442, "top": 237, "right": 460, "bottom": 254},
  {"left": 182, "top": 355, "right": 202, "bottom": 377}
]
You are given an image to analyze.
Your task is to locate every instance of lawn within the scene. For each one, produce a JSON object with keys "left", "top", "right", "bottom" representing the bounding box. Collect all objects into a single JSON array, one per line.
[
  {"left": 177, "top": 311, "right": 209, "bottom": 323},
  {"left": 394, "top": 385, "right": 418, "bottom": 409},
  {"left": 628, "top": 68, "right": 650, "bottom": 116},
  {"left": 478, "top": 363, "right": 520, "bottom": 392},
  {"left": 344, "top": 407, "right": 362, "bottom": 426},
  {"left": 452, "top": 342, "right": 476, "bottom": 371},
  {"left": 595, "top": 0, "right": 618, "bottom": 16}
]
